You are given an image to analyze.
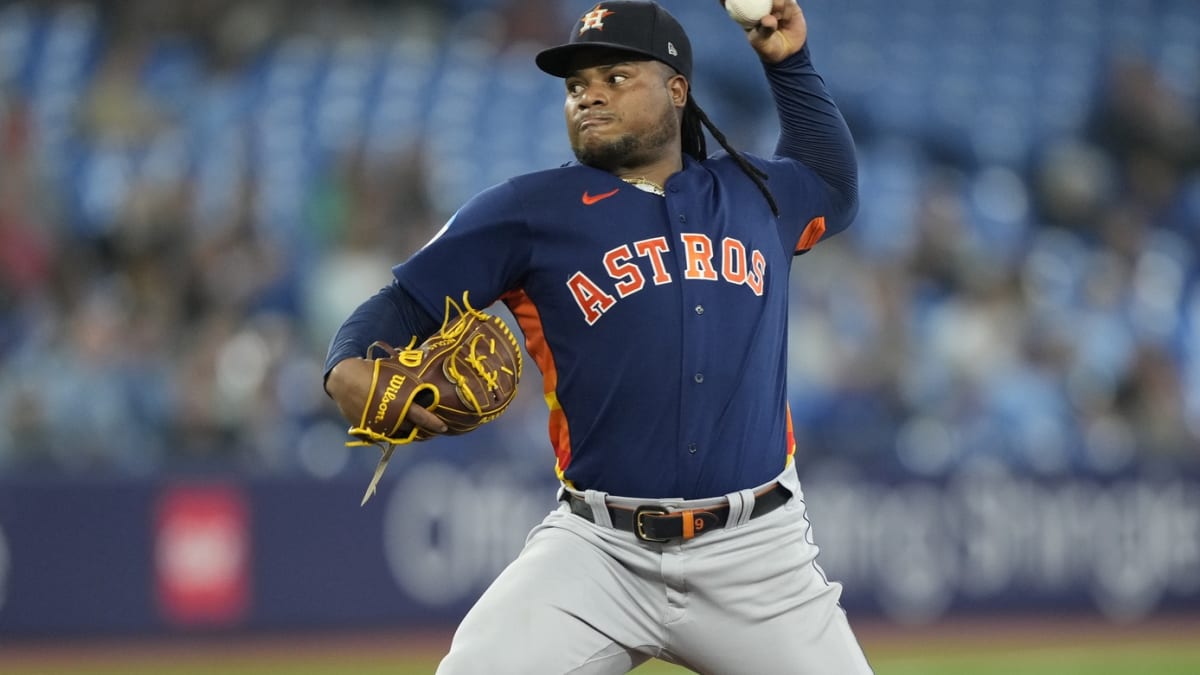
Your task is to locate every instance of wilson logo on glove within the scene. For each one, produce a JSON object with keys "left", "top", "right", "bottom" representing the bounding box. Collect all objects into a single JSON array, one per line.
[
  {"left": 372, "top": 374, "right": 408, "bottom": 424},
  {"left": 347, "top": 292, "right": 523, "bottom": 504}
]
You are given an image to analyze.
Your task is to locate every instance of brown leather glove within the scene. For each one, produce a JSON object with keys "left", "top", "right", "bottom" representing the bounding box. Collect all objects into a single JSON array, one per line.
[{"left": 347, "top": 293, "right": 523, "bottom": 503}]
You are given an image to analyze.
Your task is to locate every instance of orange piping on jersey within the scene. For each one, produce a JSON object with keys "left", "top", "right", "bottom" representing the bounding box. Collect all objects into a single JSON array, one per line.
[
  {"left": 795, "top": 216, "right": 826, "bottom": 253},
  {"left": 785, "top": 404, "right": 796, "bottom": 467},
  {"left": 502, "top": 289, "right": 573, "bottom": 483}
]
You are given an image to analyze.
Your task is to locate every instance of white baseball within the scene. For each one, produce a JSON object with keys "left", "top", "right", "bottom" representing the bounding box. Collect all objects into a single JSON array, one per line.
[{"left": 724, "top": 0, "right": 773, "bottom": 28}]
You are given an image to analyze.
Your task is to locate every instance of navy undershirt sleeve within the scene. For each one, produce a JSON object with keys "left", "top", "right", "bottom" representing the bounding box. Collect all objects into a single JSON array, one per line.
[
  {"left": 765, "top": 44, "right": 859, "bottom": 232},
  {"left": 322, "top": 279, "right": 440, "bottom": 389}
]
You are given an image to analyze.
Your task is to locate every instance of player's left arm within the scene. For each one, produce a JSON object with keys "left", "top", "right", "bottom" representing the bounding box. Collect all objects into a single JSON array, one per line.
[{"left": 740, "top": 1, "right": 859, "bottom": 251}]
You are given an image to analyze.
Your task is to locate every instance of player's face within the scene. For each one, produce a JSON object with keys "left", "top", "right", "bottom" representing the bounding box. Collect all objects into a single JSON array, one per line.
[{"left": 563, "top": 53, "right": 686, "bottom": 171}]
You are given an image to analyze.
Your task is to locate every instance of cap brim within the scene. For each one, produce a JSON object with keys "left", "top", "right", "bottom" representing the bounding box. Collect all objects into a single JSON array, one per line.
[{"left": 535, "top": 42, "right": 665, "bottom": 77}]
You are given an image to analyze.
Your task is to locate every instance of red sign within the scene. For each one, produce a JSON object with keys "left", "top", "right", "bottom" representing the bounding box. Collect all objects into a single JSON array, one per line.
[{"left": 154, "top": 485, "right": 251, "bottom": 626}]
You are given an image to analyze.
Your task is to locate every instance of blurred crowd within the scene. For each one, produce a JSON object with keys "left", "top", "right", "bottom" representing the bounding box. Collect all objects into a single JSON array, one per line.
[{"left": 0, "top": 0, "right": 1198, "bottom": 479}]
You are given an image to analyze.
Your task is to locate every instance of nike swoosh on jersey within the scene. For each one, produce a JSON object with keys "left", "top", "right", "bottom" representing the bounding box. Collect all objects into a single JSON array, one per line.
[{"left": 581, "top": 188, "right": 620, "bottom": 205}]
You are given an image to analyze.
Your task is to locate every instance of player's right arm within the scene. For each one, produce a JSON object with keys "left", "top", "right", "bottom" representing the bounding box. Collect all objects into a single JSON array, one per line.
[
  {"left": 322, "top": 180, "right": 530, "bottom": 435},
  {"left": 323, "top": 281, "right": 447, "bottom": 434}
]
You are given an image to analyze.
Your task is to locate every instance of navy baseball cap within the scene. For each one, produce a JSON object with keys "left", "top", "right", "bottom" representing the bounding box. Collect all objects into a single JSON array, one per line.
[{"left": 535, "top": 1, "right": 693, "bottom": 80}]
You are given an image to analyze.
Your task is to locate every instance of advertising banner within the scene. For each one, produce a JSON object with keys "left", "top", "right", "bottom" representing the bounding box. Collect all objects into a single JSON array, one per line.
[{"left": 1, "top": 460, "right": 1197, "bottom": 636}]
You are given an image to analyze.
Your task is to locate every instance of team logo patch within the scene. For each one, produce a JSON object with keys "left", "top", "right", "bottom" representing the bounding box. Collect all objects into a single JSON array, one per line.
[
  {"left": 579, "top": 5, "right": 613, "bottom": 34},
  {"left": 668, "top": 41, "right": 678, "bottom": 56}
]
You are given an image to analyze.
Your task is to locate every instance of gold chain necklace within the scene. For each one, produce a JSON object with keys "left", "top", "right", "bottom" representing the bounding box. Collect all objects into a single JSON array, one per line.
[{"left": 621, "top": 177, "right": 665, "bottom": 196}]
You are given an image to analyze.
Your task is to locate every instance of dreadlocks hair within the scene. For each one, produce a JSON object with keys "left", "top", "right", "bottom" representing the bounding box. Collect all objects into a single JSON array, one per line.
[{"left": 681, "top": 96, "right": 780, "bottom": 217}]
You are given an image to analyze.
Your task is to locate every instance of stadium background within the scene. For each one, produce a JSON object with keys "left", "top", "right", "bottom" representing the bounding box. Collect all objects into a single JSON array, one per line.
[{"left": 0, "top": 0, "right": 1198, "bottom": 672}]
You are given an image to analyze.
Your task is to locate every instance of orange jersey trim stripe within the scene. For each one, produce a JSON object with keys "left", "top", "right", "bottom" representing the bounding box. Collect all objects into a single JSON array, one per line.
[
  {"left": 785, "top": 404, "right": 796, "bottom": 467},
  {"left": 501, "top": 289, "right": 573, "bottom": 482},
  {"left": 795, "top": 216, "right": 826, "bottom": 253}
]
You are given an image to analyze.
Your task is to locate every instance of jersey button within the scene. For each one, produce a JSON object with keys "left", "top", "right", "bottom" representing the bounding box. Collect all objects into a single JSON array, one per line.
[
  {"left": 688, "top": 443, "right": 698, "bottom": 454},
  {"left": 678, "top": 214, "right": 687, "bottom": 223},
  {"left": 694, "top": 373, "right": 704, "bottom": 383},
  {"left": 695, "top": 305, "right": 704, "bottom": 315}
]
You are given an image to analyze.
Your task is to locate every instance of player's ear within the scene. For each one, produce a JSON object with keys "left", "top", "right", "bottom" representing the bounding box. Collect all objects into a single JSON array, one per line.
[{"left": 668, "top": 74, "right": 688, "bottom": 109}]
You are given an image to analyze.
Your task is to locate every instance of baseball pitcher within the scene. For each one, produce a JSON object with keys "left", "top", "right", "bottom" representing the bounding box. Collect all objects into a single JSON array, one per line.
[{"left": 324, "top": 1, "right": 873, "bottom": 672}]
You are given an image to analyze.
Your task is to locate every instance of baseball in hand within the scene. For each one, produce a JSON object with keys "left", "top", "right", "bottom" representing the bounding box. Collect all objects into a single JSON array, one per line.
[{"left": 724, "top": 0, "right": 773, "bottom": 28}]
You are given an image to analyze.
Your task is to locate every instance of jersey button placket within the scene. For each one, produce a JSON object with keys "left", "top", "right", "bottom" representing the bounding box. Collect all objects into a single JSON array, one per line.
[{"left": 668, "top": 179, "right": 702, "bottom": 479}]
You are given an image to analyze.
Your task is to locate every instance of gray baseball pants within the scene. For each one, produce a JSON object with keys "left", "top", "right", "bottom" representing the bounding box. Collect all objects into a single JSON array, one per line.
[{"left": 436, "top": 466, "right": 873, "bottom": 674}]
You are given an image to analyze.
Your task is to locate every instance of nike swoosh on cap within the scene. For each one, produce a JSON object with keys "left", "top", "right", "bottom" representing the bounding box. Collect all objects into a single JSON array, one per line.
[{"left": 582, "top": 188, "right": 620, "bottom": 205}]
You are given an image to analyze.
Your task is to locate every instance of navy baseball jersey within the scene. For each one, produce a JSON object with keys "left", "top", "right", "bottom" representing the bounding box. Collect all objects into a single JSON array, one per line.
[{"left": 327, "top": 46, "right": 857, "bottom": 500}]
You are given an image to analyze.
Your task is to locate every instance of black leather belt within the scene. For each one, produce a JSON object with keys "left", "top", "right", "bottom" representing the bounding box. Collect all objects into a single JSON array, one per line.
[{"left": 566, "top": 483, "right": 791, "bottom": 542}]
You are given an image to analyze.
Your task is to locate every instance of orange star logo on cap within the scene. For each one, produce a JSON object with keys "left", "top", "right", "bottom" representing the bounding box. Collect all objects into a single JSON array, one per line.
[{"left": 579, "top": 5, "right": 614, "bottom": 34}]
